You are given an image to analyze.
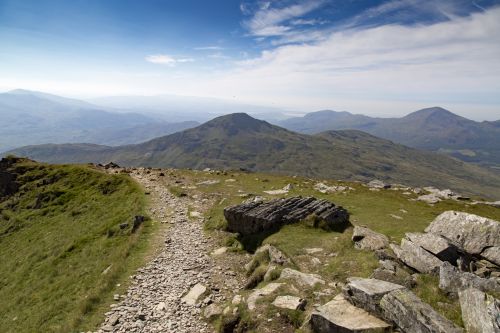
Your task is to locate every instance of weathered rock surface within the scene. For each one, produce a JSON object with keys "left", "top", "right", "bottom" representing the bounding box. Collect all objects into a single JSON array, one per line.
[
  {"left": 255, "top": 244, "right": 291, "bottom": 266},
  {"left": 439, "top": 262, "right": 500, "bottom": 294},
  {"left": 310, "top": 294, "right": 392, "bottom": 333},
  {"left": 459, "top": 288, "right": 500, "bottom": 333},
  {"left": 247, "top": 283, "right": 284, "bottom": 310},
  {"left": 390, "top": 239, "right": 443, "bottom": 274},
  {"left": 280, "top": 268, "right": 325, "bottom": 287},
  {"left": 204, "top": 303, "right": 223, "bottom": 320},
  {"left": 405, "top": 232, "right": 459, "bottom": 263},
  {"left": 181, "top": 283, "right": 207, "bottom": 306},
  {"left": 482, "top": 246, "right": 500, "bottom": 266},
  {"left": 380, "top": 289, "right": 463, "bottom": 333},
  {"left": 342, "top": 278, "right": 404, "bottom": 316},
  {"left": 352, "top": 226, "right": 389, "bottom": 251},
  {"left": 224, "top": 196, "right": 349, "bottom": 235},
  {"left": 425, "top": 211, "right": 500, "bottom": 255},
  {"left": 272, "top": 295, "right": 306, "bottom": 310}
]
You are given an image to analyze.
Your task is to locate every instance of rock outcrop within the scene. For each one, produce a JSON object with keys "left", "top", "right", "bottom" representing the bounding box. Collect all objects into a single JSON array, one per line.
[
  {"left": 224, "top": 196, "right": 349, "bottom": 235},
  {"left": 280, "top": 268, "right": 325, "bottom": 287},
  {"left": 272, "top": 295, "right": 306, "bottom": 311},
  {"left": 405, "top": 232, "right": 459, "bottom": 263},
  {"left": 380, "top": 289, "right": 463, "bottom": 333},
  {"left": 390, "top": 239, "right": 443, "bottom": 274},
  {"left": 342, "top": 278, "right": 463, "bottom": 333},
  {"left": 352, "top": 226, "right": 389, "bottom": 251},
  {"left": 425, "top": 211, "right": 500, "bottom": 257}
]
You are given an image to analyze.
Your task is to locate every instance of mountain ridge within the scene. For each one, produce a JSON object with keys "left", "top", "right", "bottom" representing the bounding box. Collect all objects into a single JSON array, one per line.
[{"left": 8, "top": 113, "right": 500, "bottom": 199}]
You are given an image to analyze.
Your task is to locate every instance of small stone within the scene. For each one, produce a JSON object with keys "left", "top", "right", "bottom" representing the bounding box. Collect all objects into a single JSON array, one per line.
[{"left": 272, "top": 295, "right": 307, "bottom": 310}]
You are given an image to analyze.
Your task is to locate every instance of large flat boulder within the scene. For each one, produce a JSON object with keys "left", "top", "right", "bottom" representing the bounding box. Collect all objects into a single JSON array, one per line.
[
  {"left": 405, "top": 232, "right": 459, "bottom": 263},
  {"left": 224, "top": 196, "right": 349, "bottom": 235},
  {"left": 272, "top": 295, "right": 307, "bottom": 311},
  {"left": 459, "top": 288, "right": 500, "bottom": 333},
  {"left": 352, "top": 226, "right": 389, "bottom": 251},
  {"left": 425, "top": 211, "right": 500, "bottom": 255},
  {"left": 309, "top": 294, "right": 392, "bottom": 333},
  {"left": 181, "top": 283, "right": 207, "bottom": 306},
  {"left": 390, "top": 239, "right": 443, "bottom": 274},
  {"left": 380, "top": 289, "right": 463, "bottom": 333},
  {"left": 342, "top": 278, "right": 404, "bottom": 316},
  {"left": 439, "top": 262, "right": 500, "bottom": 294}
]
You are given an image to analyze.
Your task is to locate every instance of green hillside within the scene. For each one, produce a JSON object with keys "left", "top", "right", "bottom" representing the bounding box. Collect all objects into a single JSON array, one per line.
[
  {"left": 9, "top": 113, "right": 500, "bottom": 199},
  {"left": 0, "top": 157, "right": 153, "bottom": 333}
]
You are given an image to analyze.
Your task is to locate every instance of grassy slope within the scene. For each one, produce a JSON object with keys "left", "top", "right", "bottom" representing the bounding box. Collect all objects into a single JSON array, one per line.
[
  {"left": 167, "top": 168, "right": 500, "bottom": 327},
  {"left": 0, "top": 158, "right": 155, "bottom": 333}
]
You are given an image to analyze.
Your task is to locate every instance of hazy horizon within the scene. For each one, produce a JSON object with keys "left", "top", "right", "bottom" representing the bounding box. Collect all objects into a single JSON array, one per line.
[{"left": 1, "top": 0, "right": 500, "bottom": 119}]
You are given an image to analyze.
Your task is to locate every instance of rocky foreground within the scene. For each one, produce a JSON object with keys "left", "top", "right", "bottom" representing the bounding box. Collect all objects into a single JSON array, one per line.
[{"left": 94, "top": 165, "right": 499, "bottom": 333}]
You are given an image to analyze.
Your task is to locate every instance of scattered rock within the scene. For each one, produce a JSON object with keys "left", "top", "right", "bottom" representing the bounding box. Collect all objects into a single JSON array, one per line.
[
  {"left": 272, "top": 295, "right": 307, "bottom": 311},
  {"left": 211, "top": 247, "right": 228, "bottom": 256},
  {"left": 367, "top": 180, "right": 391, "bottom": 189},
  {"left": 189, "top": 211, "right": 202, "bottom": 218},
  {"left": 417, "top": 194, "right": 441, "bottom": 204},
  {"left": 204, "top": 303, "right": 223, "bottom": 320},
  {"left": 305, "top": 248, "right": 324, "bottom": 254},
  {"left": 352, "top": 226, "right": 389, "bottom": 251},
  {"left": 224, "top": 196, "right": 349, "bottom": 235},
  {"left": 459, "top": 288, "right": 500, "bottom": 333},
  {"left": 314, "top": 182, "right": 348, "bottom": 194},
  {"left": 181, "top": 283, "right": 208, "bottom": 306},
  {"left": 309, "top": 294, "right": 392, "bottom": 333},
  {"left": 255, "top": 244, "right": 291, "bottom": 266},
  {"left": 196, "top": 179, "right": 220, "bottom": 185},
  {"left": 280, "top": 268, "right": 325, "bottom": 287},
  {"left": 247, "top": 283, "right": 284, "bottom": 310},
  {"left": 380, "top": 288, "right": 463, "bottom": 333}
]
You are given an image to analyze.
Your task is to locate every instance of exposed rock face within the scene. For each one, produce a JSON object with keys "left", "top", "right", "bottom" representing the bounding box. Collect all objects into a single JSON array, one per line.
[
  {"left": 255, "top": 244, "right": 291, "bottom": 266},
  {"left": 459, "top": 288, "right": 500, "bottom": 333},
  {"left": 405, "top": 232, "right": 459, "bottom": 263},
  {"left": 280, "top": 268, "right": 325, "bottom": 287},
  {"left": 342, "top": 278, "right": 404, "bottom": 316},
  {"left": 224, "top": 196, "right": 349, "bottom": 235},
  {"left": 310, "top": 294, "right": 392, "bottom": 333},
  {"left": 0, "top": 157, "right": 21, "bottom": 198},
  {"left": 380, "top": 289, "right": 463, "bottom": 333},
  {"left": 425, "top": 211, "right": 500, "bottom": 255},
  {"left": 352, "top": 226, "right": 389, "bottom": 251},
  {"left": 439, "top": 262, "right": 500, "bottom": 294},
  {"left": 272, "top": 295, "right": 307, "bottom": 311},
  {"left": 390, "top": 239, "right": 443, "bottom": 274}
]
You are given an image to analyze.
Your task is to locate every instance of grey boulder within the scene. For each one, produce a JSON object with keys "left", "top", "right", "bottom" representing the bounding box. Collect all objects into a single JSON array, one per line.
[
  {"left": 352, "top": 226, "right": 389, "bottom": 251},
  {"left": 380, "top": 289, "right": 463, "bottom": 333},
  {"left": 405, "top": 232, "right": 459, "bottom": 264},
  {"left": 390, "top": 239, "right": 443, "bottom": 274},
  {"left": 425, "top": 211, "right": 500, "bottom": 255},
  {"left": 459, "top": 288, "right": 500, "bottom": 333},
  {"left": 439, "top": 262, "right": 500, "bottom": 294}
]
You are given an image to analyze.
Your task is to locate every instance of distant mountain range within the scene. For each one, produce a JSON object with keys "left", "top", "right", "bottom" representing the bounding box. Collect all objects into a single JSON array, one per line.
[
  {"left": 0, "top": 89, "right": 198, "bottom": 152},
  {"left": 8, "top": 113, "right": 500, "bottom": 199},
  {"left": 279, "top": 107, "right": 500, "bottom": 168}
]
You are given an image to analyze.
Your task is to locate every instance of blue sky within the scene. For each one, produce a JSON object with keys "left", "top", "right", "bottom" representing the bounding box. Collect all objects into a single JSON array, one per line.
[{"left": 1, "top": 0, "right": 500, "bottom": 119}]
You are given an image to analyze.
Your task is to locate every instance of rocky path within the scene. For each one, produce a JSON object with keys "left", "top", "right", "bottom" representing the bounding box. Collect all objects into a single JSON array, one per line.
[{"left": 96, "top": 169, "right": 241, "bottom": 333}]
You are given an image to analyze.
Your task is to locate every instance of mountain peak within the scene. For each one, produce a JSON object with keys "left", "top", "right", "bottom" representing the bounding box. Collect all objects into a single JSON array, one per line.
[
  {"left": 202, "top": 113, "right": 276, "bottom": 133},
  {"left": 404, "top": 107, "right": 457, "bottom": 119}
]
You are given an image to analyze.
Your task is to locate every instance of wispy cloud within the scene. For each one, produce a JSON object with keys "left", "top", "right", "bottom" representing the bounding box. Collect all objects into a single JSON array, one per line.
[
  {"left": 242, "top": 0, "right": 325, "bottom": 37},
  {"left": 145, "top": 54, "right": 194, "bottom": 66},
  {"left": 194, "top": 46, "right": 225, "bottom": 51}
]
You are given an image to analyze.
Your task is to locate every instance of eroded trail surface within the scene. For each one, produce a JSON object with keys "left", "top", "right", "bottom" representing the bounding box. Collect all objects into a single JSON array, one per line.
[{"left": 97, "top": 169, "right": 241, "bottom": 333}]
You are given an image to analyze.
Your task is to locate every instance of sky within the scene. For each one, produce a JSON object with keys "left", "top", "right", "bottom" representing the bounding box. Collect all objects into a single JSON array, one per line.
[{"left": 1, "top": 0, "right": 500, "bottom": 119}]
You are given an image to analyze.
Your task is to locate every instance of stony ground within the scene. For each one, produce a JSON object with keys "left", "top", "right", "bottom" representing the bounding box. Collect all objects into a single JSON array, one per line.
[{"left": 95, "top": 168, "right": 244, "bottom": 333}]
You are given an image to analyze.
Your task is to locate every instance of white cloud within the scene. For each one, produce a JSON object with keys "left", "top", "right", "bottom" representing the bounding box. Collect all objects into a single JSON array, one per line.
[
  {"left": 243, "top": 0, "right": 325, "bottom": 37},
  {"left": 194, "top": 46, "right": 224, "bottom": 51},
  {"left": 145, "top": 54, "right": 194, "bottom": 66}
]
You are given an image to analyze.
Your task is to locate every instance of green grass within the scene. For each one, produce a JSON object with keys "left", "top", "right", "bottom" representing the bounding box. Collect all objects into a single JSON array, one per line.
[
  {"left": 170, "top": 168, "right": 500, "bottom": 326},
  {"left": 0, "top": 158, "right": 155, "bottom": 333}
]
